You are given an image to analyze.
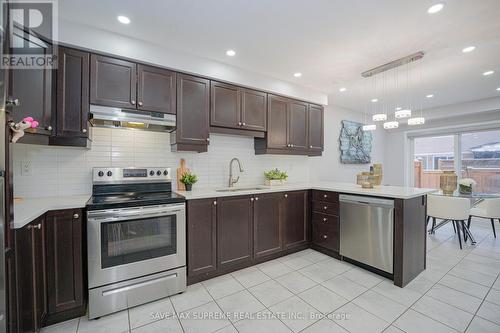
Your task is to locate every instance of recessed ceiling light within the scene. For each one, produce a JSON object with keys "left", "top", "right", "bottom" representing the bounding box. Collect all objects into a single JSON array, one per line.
[
  {"left": 426, "top": 94, "right": 434, "bottom": 98},
  {"left": 462, "top": 46, "right": 476, "bottom": 53},
  {"left": 293, "top": 72, "right": 302, "bottom": 78},
  {"left": 117, "top": 15, "right": 131, "bottom": 24},
  {"left": 395, "top": 107, "right": 402, "bottom": 111},
  {"left": 427, "top": 3, "right": 444, "bottom": 14},
  {"left": 226, "top": 49, "right": 236, "bottom": 57},
  {"left": 339, "top": 87, "right": 347, "bottom": 92},
  {"left": 497, "top": 87, "right": 500, "bottom": 91},
  {"left": 371, "top": 98, "right": 378, "bottom": 103},
  {"left": 483, "top": 70, "right": 494, "bottom": 76}
]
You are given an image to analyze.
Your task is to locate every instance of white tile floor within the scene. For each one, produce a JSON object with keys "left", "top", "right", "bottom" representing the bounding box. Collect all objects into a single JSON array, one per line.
[{"left": 42, "top": 218, "right": 500, "bottom": 333}]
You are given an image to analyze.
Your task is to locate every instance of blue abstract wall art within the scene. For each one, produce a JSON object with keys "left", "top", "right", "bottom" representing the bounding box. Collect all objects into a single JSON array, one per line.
[{"left": 339, "top": 120, "right": 372, "bottom": 164}]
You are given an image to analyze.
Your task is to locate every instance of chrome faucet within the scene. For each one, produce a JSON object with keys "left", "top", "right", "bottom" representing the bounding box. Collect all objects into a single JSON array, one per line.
[{"left": 228, "top": 158, "right": 244, "bottom": 187}]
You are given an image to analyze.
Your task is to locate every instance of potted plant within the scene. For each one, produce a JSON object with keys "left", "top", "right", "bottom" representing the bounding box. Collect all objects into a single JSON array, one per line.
[
  {"left": 180, "top": 171, "right": 198, "bottom": 191},
  {"left": 264, "top": 168, "right": 288, "bottom": 186},
  {"left": 458, "top": 178, "right": 476, "bottom": 195}
]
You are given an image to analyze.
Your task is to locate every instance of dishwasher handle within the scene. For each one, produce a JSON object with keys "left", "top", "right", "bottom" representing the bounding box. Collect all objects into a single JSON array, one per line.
[{"left": 339, "top": 194, "right": 394, "bottom": 208}]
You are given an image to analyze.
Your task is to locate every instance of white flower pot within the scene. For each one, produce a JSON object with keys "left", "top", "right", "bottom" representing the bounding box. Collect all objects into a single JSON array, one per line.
[{"left": 265, "top": 179, "right": 286, "bottom": 186}]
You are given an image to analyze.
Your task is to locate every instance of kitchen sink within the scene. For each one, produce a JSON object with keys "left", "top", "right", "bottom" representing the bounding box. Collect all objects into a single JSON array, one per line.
[{"left": 215, "top": 186, "right": 269, "bottom": 192}]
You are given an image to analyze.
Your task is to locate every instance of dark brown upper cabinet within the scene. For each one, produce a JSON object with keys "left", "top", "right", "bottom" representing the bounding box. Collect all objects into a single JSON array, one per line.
[
  {"left": 137, "top": 64, "right": 176, "bottom": 114},
  {"left": 54, "top": 47, "right": 90, "bottom": 140},
  {"left": 308, "top": 104, "right": 324, "bottom": 154},
  {"left": 170, "top": 74, "right": 210, "bottom": 152},
  {"left": 187, "top": 199, "right": 217, "bottom": 282},
  {"left": 90, "top": 54, "right": 137, "bottom": 109},
  {"left": 282, "top": 191, "right": 308, "bottom": 249},
  {"left": 210, "top": 81, "right": 266, "bottom": 135},
  {"left": 217, "top": 195, "right": 254, "bottom": 270},
  {"left": 253, "top": 193, "right": 282, "bottom": 259},
  {"left": 288, "top": 100, "right": 308, "bottom": 151},
  {"left": 255, "top": 95, "right": 315, "bottom": 155}
]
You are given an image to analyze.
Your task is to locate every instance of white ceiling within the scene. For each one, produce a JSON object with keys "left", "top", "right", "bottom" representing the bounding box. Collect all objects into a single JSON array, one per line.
[{"left": 59, "top": 0, "right": 500, "bottom": 112}]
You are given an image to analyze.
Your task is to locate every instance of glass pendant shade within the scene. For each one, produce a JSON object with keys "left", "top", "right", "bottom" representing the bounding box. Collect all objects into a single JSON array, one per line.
[
  {"left": 395, "top": 109, "right": 411, "bottom": 118},
  {"left": 372, "top": 114, "right": 387, "bottom": 122},
  {"left": 383, "top": 121, "right": 399, "bottom": 129},
  {"left": 362, "top": 124, "right": 376, "bottom": 131},
  {"left": 408, "top": 117, "right": 425, "bottom": 125}
]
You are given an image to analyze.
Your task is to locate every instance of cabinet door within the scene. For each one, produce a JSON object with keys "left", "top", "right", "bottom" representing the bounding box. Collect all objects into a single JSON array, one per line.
[
  {"left": 282, "top": 191, "right": 308, "bottom": 249},
  {"left": 137, "top": 64, "right": 176, "bottom": 114},
  {"left": 15, "top": 217, "right": 46, "bottom": 333},
  {"left": 9, "top": 56, "right": 52, "bottom": 134},
  {"left": 90, "top": 54, "right": 137, "bottom": 109},
  {"left": 241, "top": 89, "right": 266, "bottom": 132},
  {"left": 267, "top": 95, "right": 288, "bottom": 149},
  {"left": 187, "top": 199, "right": 217, "bottom": 277},
  {"left": 45, "top": 209, "right": 85, "bottom": 317},
  {"left": 288, "top": 100, "right": 308, "bottom": 150},
  {"left": 210, "top": 81, "right": 240, "bottom": 129},
  {"left": 253, "top": 193, "right": 282, "bottom": 258},
  {"left": 217, "top": 196, "right": 253, "bottom": 269},
  {"left": 56, "top": 47, "right": 90, "bottom": 138},
  {"left": 175, "top": 74, "right": 210, "bottom": 145},
  {"left": 308, "top": 104, "right": 323, "bottom": 152}
]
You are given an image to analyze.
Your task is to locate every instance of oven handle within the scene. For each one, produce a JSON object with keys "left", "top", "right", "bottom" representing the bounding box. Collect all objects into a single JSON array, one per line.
[{"left": 87, "top": 204, "right": 185, "bottom": 223}]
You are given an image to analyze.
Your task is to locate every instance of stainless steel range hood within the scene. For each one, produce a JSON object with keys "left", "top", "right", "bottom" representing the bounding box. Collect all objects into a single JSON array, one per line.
[{"left": 89, "top": 105, "right": 176, "bottom": 132}]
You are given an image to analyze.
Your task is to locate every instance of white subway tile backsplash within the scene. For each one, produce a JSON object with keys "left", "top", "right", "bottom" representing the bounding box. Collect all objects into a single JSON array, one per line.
[{"left": 13, "top": 128, "right": 311, "bottom": 198}]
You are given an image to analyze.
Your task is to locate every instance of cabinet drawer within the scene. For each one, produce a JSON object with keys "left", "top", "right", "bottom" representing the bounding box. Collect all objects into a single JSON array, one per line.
[
  {"left": 312, "top": 214, "right": 339, "bottom": 252},
  {"left": 312, "top": 201, "right": 339, "bottom": 216},
  {"left": 312, "top": 191, "right": 338, "bottom": 203}
]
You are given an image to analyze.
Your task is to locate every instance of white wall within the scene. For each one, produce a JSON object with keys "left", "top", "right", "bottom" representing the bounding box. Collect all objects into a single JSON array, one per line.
[
  {"left": 309, "top": 102, "right": 386, "bottom": 183},
  {"left": 13, "top": 128, "right": 310, "bottom": 198},
  {"left": 59, "top": 20, "right": 328, "bottom": 105}
]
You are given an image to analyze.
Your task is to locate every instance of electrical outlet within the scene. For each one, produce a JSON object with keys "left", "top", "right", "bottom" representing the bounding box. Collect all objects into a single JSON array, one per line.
[{"left": 21, "top": 160, "right": 32, "bottom": 176}]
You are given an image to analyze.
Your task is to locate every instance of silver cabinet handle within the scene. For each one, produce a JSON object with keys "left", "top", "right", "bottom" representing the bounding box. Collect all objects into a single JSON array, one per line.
[
  {"left": 310, "top": 145, "right": 313, "bottom": 148},
  {"left": 206, "top": 138, "right": 210, "bottom": 142},
  {"left": 73, "top": 213, "right": 79, "bottom": 219},
  {"left": 323, "top": 217, "right": 327, "bottom": 222},
  {"left": 242, "top": 122, "right": 246, "bottom": 126},
  {"left": 323, "top": 194, "right": 328, "bottom": 198},
  {"left": 131, "top": 100, "right": 136, "bottom": 105},
  {"left": 213, "top": 201, "right": 217, "bottom": 206},
  {"left": 255, "top": 197, "right": 259, "bottom": 201},
  {"left": 238, "top": 122, "right": 242, "bottom": 126},
  {"left": 284, "top": 194, "right": 288, "bottom": 198},
  {"left": 290, "top": 144, "right": 294, "bottom": 148},
  {"left": 250, "top": 197, "right": 254, "bottom": 202},
  {"left": 46, "top": 126, "right": 53, "bottom": 131},
  {"left": 323, "top": 235, "right": 327, "bottom": 239},
  {"left": 33, "top": 223, "right": 42, "bottom": 230},
  {"left": 323, "top": 206, "right": 327, "bottom": 210},
  {"left": 82, "top": 129, "right": 87, "bottom": 133},
  {"left": 138, "top": 101, "right": 143, "bottom": 106},
  {"left": 6, "top": 98, "right": 20, "bottom": 106}
]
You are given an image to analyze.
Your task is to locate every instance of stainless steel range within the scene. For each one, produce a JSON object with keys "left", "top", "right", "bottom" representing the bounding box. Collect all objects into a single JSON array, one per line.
[{"left": 86, "top": 167, "right": 186, "bottom": 319}]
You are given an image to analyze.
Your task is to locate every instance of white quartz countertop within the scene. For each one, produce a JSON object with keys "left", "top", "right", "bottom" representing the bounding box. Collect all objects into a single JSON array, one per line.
[
  {"left": 13, "top": 195, "right": 90, "bottom": 229},
  {"left": 176, "top": 182, "right": 437, "bottom": 200}
]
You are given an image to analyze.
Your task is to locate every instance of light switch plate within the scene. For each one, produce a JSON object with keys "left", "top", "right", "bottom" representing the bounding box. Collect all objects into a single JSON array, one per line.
[{"left": 21, "top": 160, "right": 32, "bottom": 176}]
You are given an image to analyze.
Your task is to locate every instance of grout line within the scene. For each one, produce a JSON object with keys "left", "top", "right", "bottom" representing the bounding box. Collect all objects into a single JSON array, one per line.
[{"left": 464, "top": 273, "right": 500, "bottom": 331}]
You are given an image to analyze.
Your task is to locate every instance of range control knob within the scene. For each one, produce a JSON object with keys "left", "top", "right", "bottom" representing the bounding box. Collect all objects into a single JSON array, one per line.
[
  {"left": 156, "top": 170, "right": 162, "bottom": 176},
  {"left": 149, "top": 170, "right": 155, "bottom": 176},
  {"left": 163, "top": 170, "right": 168, "bottom": 176},
  {"left": 98, "top": 171, "right": 104, "bottom": 177},
  {"left": 107, "top": 171, "right": 113, "bottom": 177}
]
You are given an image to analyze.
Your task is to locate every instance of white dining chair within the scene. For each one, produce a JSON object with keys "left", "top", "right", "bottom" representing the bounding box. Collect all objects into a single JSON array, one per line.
[
  {"left": 427, "top": 195, "right": 472, "bottom": 249},
  {"left": 468, "top": 198, "right": 500, "bottom": 238}
]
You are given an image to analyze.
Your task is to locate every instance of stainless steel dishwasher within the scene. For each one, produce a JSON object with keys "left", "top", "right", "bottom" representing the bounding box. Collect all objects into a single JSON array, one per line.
[{"left": 339, "top": 194, "right": 394, "bottom": 274}]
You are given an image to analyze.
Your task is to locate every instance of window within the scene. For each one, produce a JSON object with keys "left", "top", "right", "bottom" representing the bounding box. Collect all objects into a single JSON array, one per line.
[{"left": 413, "top": 135, "right": 455, "bottom": 189}]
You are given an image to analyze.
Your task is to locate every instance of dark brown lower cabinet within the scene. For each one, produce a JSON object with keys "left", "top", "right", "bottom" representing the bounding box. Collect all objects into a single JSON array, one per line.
[
  {"left": 15, "top": 216, "right": 47, "bottom": 333},
  {"left": 282, "top": 191, "right": 309, "bottom": 249},
  {"left": 44, "top": 209, "right": 86, "bottom": 324},
  {"left": 311, "top": 213, "right": 339, "bottom": 252},
  {"left": 217, "top": 196, "right": 254, "bottom": 270},
  {"left": 14, "top": 209, "right": 86, "bottom": 331},
  {"left": 187, "top": 199, "right": 217, "bottom": 281},
  {"left": 253, "top": 193, "right": 282, "bottom": 258}
]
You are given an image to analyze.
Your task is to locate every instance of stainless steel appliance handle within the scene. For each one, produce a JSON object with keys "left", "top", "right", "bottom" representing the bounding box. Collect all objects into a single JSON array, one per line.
[
  {"left": 88, "top": 204, "right": 185, "bottom": 223},
  {"left": 339, "top": 194, "right": 394, "bottom": 208},
  {"left": 102, "top": 273, "right": 178, "bottom": 296}
]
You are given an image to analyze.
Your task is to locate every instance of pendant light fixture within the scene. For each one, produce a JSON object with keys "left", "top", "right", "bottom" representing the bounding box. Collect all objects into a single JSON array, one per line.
[
  {"left": 363, "top": 72, "right": 376, "bottom": 131},
  {"left": 383, "top": 121, "right": 399, "bottom": 129}
]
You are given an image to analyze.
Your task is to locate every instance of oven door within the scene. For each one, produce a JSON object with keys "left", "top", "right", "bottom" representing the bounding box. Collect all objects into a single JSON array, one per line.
[{"left": 87, "top": 203, "right": 185, "bottom": 288}]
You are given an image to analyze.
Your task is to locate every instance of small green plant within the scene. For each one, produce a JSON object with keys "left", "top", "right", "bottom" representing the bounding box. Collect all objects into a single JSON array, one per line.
[
  {"left": 264, "top": 168, "right": 288, "bottom": 181},
  {"left": 180, "top": 171, "right": 198, "bottom": 185}
]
